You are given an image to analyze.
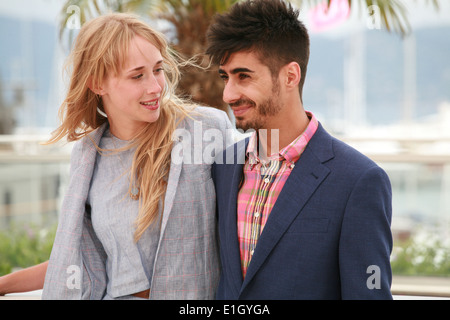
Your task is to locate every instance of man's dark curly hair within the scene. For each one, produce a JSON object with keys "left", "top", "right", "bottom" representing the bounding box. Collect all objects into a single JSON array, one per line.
[{"left": 206, "top": 0, "right": 310, "bottom": 99}]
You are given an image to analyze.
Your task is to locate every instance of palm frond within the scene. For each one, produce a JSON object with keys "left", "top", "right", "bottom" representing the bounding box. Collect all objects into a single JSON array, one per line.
[
  {"left": 371, "top": 0, "right": 410, "bottom": 35},
  {"left": 293, "top": 0, "right": 441, "bottom": 36}
]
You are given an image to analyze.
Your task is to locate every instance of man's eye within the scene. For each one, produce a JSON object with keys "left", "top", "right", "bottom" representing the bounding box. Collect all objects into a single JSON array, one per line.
[
  {"left": 239, "top": 74, "right": 249, "bottom": 80},
  {"left": 220, "top": 75, "right": 229, "bottom": 82}
]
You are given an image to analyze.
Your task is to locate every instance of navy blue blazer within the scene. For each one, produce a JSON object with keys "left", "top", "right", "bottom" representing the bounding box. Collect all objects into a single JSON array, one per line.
[{"left": 212, "top": 123, "right": 393, "bottom": 299}]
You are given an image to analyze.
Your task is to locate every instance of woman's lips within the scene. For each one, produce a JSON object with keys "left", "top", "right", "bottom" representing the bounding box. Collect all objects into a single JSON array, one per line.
[{"left": 140, "top": 99, "right": 159, "bottom": 111}]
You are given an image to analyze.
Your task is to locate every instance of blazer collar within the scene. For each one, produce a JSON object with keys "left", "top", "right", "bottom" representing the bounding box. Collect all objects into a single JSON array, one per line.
[{"left": 88, "top": 123, "right": 108, "bottom": 145}]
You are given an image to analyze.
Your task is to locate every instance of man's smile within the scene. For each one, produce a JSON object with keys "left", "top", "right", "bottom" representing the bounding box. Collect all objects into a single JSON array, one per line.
[{"left": 230, "top": 99, "right": 255, "bottom": 117}]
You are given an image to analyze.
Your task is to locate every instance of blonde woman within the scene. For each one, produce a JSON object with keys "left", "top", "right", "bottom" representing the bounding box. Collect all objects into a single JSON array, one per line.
[{"left": 0, "top": 13, "right": 233, "bottom": 300}]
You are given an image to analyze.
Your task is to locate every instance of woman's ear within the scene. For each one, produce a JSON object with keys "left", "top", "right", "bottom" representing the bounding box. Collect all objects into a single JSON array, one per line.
[{"left": 87, "top": 77, "right": 106, "bottom": 95}]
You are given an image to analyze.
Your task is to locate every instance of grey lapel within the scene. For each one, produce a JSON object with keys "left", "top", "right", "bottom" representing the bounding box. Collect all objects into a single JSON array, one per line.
[{"left": 159, "top": 140, "right": 183, "bottom": 239}]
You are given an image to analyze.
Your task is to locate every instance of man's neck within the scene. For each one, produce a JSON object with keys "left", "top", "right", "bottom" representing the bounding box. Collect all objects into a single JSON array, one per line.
[{"left": 258, "top": 108, "right": 310, "bottom": 156}]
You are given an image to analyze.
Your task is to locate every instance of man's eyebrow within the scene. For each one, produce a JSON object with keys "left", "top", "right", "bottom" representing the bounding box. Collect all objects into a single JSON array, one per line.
[{"left": 219, "top": 67, "right": 255, "bottom": 75}]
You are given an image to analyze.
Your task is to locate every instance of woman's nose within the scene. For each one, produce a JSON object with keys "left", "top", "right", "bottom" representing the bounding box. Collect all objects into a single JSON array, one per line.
[{"left": 145, "top": 76, "right": 162, "bottom": 95}]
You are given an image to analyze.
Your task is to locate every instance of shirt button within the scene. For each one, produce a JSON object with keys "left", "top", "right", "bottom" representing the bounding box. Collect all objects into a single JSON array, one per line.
[
  {"left": 250, "top": 250, "right": 254, "bottom": 255},
  {"left": 290, "top": 163, "right": 295, "bottom": 169},
  {"left": 254, "top": 212, "right": 260, "bottom": 218},
  {"left": 264, "top": 177, "right": 270, "bottom": 183}
]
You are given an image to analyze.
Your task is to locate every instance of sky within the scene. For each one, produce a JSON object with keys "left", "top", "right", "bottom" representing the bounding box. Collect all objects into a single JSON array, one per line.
[
  {"left": 0, "top": 0, "right": 449, "bottom": 33},
  {"left": 0, "top": 0, "right": 62, "bottom": 24}
]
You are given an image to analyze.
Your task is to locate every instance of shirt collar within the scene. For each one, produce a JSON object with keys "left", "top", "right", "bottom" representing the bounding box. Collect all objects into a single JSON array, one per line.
[{"left": 246, "top": 111, "right": 319, "bottom": 165}]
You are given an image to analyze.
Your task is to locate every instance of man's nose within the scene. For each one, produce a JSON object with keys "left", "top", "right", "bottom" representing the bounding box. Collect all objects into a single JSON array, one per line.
[{"left": 222, "top": 80, "right": 240, "bottom": 105}]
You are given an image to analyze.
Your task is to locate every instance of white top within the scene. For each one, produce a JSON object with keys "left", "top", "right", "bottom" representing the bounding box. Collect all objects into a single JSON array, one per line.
[{"left": 87, "top": 128, "right": 160, "bottom": 299}]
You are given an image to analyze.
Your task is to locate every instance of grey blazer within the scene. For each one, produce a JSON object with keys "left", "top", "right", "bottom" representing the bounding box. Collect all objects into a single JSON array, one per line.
[{"left": 42, "top": 106, "right": 234, "bottom": 299}]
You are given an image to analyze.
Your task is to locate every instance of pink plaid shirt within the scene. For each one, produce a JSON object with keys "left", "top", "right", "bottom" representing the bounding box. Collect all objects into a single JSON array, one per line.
[{"left": 237, "top": 112, "right": 319, "bottom": 278}]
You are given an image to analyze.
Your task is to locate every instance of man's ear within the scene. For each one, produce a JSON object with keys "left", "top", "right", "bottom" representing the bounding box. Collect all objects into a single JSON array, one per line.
[{"left": 283, "top": 62, "right": 301, "bottom": 89}]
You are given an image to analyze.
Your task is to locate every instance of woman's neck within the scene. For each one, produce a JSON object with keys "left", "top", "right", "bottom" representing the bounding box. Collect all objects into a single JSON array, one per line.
[{"left": 108, "top": 120, "right": 145, "bottom": 141}]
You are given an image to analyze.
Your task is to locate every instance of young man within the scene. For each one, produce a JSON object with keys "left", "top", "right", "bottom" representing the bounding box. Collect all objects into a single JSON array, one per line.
[{"left": 207, "top": 0, "right": 393, "bottom": 299}]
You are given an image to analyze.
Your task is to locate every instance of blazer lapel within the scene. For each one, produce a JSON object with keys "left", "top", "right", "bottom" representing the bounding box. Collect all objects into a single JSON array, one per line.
[
  {"left": 222, "top": 138, "right": 248, "bottom": 295},
  {"left": 158, "top": 114, "right": 192, "bottom": 239},
  {"left": 159, "top": 140, "right": 183, "bottom": 240},
  {"left": 241, "top": 124, "right": 334, "bottom": 293}
]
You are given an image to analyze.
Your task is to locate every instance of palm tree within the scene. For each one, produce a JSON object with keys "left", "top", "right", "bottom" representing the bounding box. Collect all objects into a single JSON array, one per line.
[
  {"left": 59, "top": 0, "right": 440, "bottom": 111},
  {"left": 156, "top": 0, "right": 239, "bottom": 109}
]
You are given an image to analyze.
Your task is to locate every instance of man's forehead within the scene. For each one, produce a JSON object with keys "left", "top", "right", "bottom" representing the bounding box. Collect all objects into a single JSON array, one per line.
[{"left": 219, "top": 51, "right": 265, "bottom": 73}]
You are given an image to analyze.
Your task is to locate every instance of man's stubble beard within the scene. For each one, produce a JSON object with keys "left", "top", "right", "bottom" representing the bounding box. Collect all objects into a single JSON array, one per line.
[{"left": 235, "top": 79, "right": 282, "bottom": 132}]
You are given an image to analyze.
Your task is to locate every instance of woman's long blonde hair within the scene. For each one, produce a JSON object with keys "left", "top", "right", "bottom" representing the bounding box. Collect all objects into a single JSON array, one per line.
[{"left": 48, "top": 13, "right": 196, "bottom": 241}]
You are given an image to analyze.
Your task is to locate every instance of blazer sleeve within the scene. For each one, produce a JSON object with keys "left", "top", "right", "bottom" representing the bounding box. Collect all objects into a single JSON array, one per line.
[{"left": 338, "top": 165, "right": 393, "bottom": 299}]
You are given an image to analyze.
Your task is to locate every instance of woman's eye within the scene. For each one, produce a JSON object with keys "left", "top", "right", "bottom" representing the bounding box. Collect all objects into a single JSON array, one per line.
[{"left": 132, "top": 74, "right": 143, "bottom": 80}]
